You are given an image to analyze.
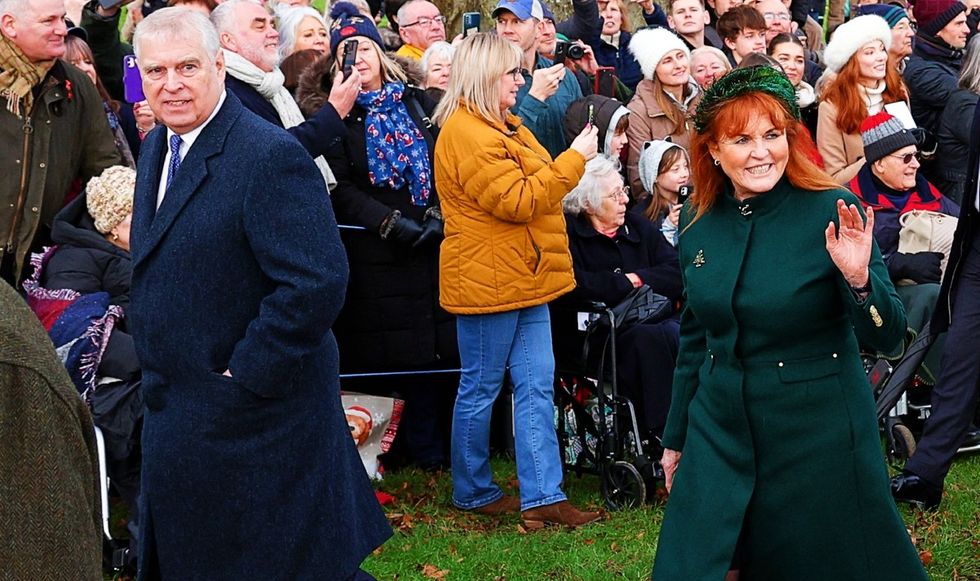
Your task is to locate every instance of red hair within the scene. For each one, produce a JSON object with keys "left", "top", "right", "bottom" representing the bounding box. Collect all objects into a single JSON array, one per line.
[
  {"left": 821, "top": 53, "right": 907, "bottom": 135},
  {"left": 687, "top": 92, "right": 839, "bottom": 224}
]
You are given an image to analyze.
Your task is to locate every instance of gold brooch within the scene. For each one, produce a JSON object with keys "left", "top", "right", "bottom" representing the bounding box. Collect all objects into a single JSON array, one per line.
[
  {"left": 693, "top": 249, "right": 705, "bottom": 268},
  {"left": 870, "top": 305, "right": 883, "bottom": 328}
]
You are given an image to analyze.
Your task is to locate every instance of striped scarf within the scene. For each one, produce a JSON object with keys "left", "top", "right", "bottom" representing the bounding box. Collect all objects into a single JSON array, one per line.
[{"left": 0, "top": 35, "right": 54, "bottom": 118}]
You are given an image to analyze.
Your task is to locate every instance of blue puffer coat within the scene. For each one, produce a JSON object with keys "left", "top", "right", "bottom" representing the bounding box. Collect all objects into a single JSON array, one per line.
[{"left": 586, "top": 9, "right": 668, "bottom": 93}]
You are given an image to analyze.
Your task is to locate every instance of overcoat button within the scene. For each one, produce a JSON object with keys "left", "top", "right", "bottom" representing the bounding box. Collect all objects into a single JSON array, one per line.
[
  {"left": 778, "top": 362, "right": 784, "bottom": 367},
  {"left": 832, "top": 353, "right": 838, "bottom": 358}
]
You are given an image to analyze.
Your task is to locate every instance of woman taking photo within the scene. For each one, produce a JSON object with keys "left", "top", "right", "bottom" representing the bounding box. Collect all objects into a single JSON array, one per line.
[
  {"left": 817, "top": 15, "right": 908, "bottom": 184},
  {"left": 625, "top": 27, "right": 701, "bottom": 198},
  {"left": 651, "top": 66, "right": 927, "bottom": 580},
  {"left": 432, "top": 32, "right": 601, "bottom": 528},
  {"left": 307, "top": 5, "right": 457, "bottom": 471},
  {"left": 561, "top": 155, "right": 682, "bottom": 447}
]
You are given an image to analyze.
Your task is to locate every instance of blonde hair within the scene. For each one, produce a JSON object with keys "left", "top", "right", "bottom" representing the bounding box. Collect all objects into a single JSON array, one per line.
[
  {"left": 331, "top": 37, "right": 408, "bottom": 84},
  {"left": 432, "top": 33, "right": 522, "bottom": 127}
]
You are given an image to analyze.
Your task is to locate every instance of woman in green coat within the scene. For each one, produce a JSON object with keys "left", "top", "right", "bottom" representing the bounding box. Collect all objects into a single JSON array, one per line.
[{"left": 651, "top": 67, "right": 928, "bottom": 580}]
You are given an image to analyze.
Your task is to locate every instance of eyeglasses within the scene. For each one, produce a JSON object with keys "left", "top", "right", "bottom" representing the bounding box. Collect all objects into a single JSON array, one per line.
[
  {"left": 605, "top": 187, "right": 630, "bottom": 201},
  {"left": 889, "top": 151, "right": 921, "bottom": 164},
  {"left": 504, "top": 67, "right": 527, "bottom": 80},
  {"left": 763, "top": 11, "right": 791, "bottom": 21},
  {"left": 401, "top": 15, "right": 446, "bottom": 28}
]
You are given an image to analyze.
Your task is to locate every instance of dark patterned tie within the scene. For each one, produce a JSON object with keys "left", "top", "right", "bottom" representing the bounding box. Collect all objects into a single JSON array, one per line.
[{"left": 166, "top": 134, "right": 183, "bottom": 190}]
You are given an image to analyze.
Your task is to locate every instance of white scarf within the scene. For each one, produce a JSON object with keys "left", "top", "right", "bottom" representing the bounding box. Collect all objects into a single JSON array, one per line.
[
  {"left": 859, "top": 80, "right": 886, "bottom": 116},
  {"left": 222, "top": 49, "right": 336, "bottom": 191}
]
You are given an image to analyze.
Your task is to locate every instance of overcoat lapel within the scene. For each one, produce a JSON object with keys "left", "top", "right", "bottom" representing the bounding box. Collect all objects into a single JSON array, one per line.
[{"left": 132, "top": 94, "right": 243, "bottom": 268}]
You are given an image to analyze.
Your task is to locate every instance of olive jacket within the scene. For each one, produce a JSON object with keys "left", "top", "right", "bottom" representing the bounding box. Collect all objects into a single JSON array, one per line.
[
  {"left": 434, "top": 107, "right": 584, "bottom": 315},
  {"left": 0, "top": 60, "right": 121, "bottom": 281},
  {"left": 652, "top": 180, "right": 927, "bottom": 579},
  {"left": 0, "top": 282, "right": 102, "bottom": 580}
]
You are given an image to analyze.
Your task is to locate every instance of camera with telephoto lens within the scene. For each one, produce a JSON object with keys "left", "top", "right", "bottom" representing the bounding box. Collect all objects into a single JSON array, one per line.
[{"left": 554, "top": 40, "right": 586, "bottom": 62}]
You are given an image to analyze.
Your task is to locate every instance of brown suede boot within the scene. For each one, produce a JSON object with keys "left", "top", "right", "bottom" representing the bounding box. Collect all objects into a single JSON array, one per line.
[
  {"left": 521, "top": 500, "right": 602, "bottom": 530},
  {"left": 469, "top": 495, "right": 521, "bottom": 515}
]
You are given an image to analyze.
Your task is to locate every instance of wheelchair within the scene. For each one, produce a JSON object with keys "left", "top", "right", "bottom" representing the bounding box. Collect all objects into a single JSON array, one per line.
[
  {"left": 550, "top": 301, "right": 664, "bottom": 510},
  {"left": 869, "top": 321, "right": 980, "bottom": 466}
]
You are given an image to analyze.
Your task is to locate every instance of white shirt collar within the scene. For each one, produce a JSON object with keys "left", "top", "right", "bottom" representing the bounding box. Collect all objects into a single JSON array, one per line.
[{"left": 167, "top": 90, "right": 228, "bottom": 153}]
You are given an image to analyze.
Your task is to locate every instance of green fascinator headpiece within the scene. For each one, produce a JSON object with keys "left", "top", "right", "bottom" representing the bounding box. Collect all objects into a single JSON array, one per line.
[{"left": 693, "top": 66, "right": 800, "bottom": 134}]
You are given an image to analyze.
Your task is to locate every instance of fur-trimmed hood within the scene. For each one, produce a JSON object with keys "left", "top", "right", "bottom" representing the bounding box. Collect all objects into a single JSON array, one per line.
[{"left": 296, "top": 52, "right": 426, "bottom": 118}]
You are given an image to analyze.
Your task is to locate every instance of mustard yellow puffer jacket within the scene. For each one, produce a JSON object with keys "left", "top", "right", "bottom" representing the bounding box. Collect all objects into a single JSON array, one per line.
[{"left": 435, "top": 107, "right": 585, "bottom": 315}]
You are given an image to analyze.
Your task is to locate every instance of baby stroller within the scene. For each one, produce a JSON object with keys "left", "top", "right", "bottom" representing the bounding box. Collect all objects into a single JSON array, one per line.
[{"left": 550, "top": 294, "right": 667, "bottom": 510}]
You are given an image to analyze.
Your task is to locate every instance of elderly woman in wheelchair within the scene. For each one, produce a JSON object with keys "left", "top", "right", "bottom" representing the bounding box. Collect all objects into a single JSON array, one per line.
[{"left": 559, "top": 154, "right": 683, "bottom": 450}]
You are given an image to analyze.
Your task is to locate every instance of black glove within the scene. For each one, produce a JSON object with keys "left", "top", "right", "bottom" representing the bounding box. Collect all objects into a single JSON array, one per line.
[
  {"left": 380, "top": 210, "right": 423, "bottom": 244},
  {"left": 413, "top": 207, "right": 444, "bottom": 248},
  {"left": 887, "top": 251, "right": 943, "bottom": 284}
]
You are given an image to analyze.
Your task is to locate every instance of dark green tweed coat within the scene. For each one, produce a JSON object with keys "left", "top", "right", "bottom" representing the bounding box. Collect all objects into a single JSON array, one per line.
[
  {"left": 0, "top": 283, "right": 102, "bottom": 580},
  {"left": 652, "top": 180, "right": 928, "bottom": 580}
]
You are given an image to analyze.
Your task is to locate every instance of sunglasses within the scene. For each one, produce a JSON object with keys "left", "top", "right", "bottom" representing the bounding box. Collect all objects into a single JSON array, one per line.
[{"left": 888, "top": 151, "right": 920, "bottom": 164}]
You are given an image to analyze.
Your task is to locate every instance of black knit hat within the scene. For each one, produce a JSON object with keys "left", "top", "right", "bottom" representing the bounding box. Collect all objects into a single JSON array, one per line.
[{"left": 860, "top": 111, "right": 918, "bottom": 164}]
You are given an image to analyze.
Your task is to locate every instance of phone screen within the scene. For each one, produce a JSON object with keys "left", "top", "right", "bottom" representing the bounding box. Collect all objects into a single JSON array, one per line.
[
  {"left": 462, "top": 12, "right": 480, "bottom": 37},
  {"left": 342, "top": 39, "right": 358, "bottom": 80}
]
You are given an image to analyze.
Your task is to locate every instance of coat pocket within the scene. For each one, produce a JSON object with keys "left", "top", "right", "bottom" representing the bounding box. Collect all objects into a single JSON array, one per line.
[{"left": 776, "top": 354, "right": 842, "bottom": 384}]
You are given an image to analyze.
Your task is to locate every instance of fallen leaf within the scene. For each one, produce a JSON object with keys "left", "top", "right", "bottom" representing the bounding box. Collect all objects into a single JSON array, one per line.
[
  {"left": 919, "top": 550, "right": 933, "bottom": 566},
  {"left": 610, "top": 542, "right": 619, "bottom": 552},
  {"left": 516, "top": 524, "right": 528, "bottom": 535},
  {"left": 636, "top": 531, "right": 646, "bottom": 539},
  {"left": 584, "top": 538, "right": 595, "bottom": 545},
  {"left": 419, "top": 564, "right": 449, "bottom": 580}
]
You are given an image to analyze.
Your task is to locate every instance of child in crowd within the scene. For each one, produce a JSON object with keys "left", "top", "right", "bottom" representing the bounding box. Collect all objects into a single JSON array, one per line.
[{"left": 637, "top": 140, "right": 691, "bottom": 246}]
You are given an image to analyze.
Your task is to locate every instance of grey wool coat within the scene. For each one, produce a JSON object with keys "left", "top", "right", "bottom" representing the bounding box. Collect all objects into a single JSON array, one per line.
[
  {"left": 129, "top": 93, "right": 391, "bottom": 580},
  {"left": 0, "top": 282, "right": 102, "bottom": 580}
]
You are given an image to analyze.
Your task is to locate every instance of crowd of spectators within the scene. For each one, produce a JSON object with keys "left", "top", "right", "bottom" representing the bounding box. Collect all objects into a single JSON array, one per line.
[{"left": 2, "top": 0, "right": 980, "bottom": 575}]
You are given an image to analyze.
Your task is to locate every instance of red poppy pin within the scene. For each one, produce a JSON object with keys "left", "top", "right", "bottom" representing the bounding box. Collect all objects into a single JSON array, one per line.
[{"left": 64, "top": 79, "right": 74, "bottom": 101}]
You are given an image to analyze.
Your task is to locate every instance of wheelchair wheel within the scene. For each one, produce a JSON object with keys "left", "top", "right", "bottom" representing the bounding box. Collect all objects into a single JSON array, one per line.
[
  {"left": 602, "top": 460, "right": 646, "bottom": 510},
  {"left": 888, "top": 423, "right": 917, "bottom": 464}
]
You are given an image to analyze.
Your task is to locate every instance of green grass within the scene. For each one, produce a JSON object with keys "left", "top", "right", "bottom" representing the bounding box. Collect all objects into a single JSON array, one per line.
[{"left": 364, "top": 454, "right": 980, "bottom": 581}]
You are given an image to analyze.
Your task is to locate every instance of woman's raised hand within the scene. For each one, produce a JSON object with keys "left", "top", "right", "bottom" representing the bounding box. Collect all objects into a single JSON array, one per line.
[
  {"left": 569, "top": 124, "right": 599, "bottom": 161},
  {"left": 824, "top": 199, "right": 874, "bottom": 288}
]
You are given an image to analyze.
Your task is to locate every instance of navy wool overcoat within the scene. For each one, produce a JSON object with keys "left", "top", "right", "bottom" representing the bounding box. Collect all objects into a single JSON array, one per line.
[{"left": 129, "top": 93, "right": 391, "bottom": 580}]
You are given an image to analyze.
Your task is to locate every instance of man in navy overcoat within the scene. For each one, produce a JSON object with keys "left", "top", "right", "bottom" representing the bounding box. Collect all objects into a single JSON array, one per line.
[{"left": 128, "top": 9, "right": 391, "bottom": 579}]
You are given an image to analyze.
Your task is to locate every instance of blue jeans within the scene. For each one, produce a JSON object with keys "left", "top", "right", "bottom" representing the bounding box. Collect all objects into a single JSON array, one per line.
[{"left": 451, "top": 304, "right": 567, "bottom": 511}]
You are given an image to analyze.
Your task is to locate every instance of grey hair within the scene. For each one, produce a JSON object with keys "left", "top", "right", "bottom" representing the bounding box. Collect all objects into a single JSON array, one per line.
[
  {"left": 277, "top": 6, "right": 327, "bottom": 61},
  {"left": 397, "top": 0, "right": 425, "bottom": 25},
  {"left": 959, "top": 34, "right": 980, "bottom": 93},
  {"left": 562, "top": 155, "right": 623, "bottom": 215},
  {"left": 211, "top": 0, "right": 265, "bottom": 38},
  {"left": 0, "top": 0, "right": 29, "bottom": 17},
  {"left": 134, "top": 7, "right": 221, "bottom": 64},
  {"left": 420, "top": 41, "right": 453, "bottom": 74}
]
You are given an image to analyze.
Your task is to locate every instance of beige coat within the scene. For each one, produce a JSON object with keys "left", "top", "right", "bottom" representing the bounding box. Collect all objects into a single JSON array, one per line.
[
  {"left": 626, "top": 79, "right": 701, "bottom": 196},
  {"left": 816, "top": 99, "right": 867, "bottom": 184}
]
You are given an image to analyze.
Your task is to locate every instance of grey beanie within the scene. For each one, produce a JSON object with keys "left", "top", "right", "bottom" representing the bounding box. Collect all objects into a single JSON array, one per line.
[
  {"left": 638, "top": 139, "right": 685, "bottom": 194},
  {"left": 860, "top": 110, "right": 918, "bottom": 164}
]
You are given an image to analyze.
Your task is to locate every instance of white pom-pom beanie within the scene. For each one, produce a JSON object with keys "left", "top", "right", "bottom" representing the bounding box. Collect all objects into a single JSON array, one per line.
[
  {"left": 629, "top": 27, "right": 691, "bottom": 82},
  {"left": 823, "top": 15, "right": 892, "bottom": 73}
]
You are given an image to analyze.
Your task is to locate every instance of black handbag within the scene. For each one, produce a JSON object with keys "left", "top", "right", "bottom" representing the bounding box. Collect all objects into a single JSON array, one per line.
[{"left": 589, "top": 285, "right": 674, "bottom": 332}]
